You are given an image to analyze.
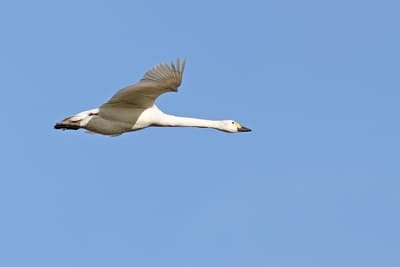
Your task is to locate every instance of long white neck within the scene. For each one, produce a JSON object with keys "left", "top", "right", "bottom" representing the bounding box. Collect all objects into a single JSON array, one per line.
[{"left": 158, "top": 113, "right": 221, "bottom": 130}]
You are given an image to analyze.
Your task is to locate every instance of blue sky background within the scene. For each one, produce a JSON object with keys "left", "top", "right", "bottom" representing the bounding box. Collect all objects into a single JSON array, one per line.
[{"left": 1, "top": 1, "right": 399, "bottom": 266}]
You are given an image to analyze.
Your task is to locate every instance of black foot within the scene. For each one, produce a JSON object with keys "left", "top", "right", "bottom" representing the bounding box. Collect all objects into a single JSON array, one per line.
[{"left": 54, "top": 123, "right": 80, "bottom": 130}]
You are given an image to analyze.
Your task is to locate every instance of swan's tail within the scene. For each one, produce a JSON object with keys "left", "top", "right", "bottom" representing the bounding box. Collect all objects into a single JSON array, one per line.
[{"left": 54, "top": 108, "right": 98, "bottom": 131}]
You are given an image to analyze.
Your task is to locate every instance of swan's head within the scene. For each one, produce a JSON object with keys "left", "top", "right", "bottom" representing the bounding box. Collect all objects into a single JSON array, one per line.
[{"left": 219, "top": 120, "right": 252, "bottom": 133}]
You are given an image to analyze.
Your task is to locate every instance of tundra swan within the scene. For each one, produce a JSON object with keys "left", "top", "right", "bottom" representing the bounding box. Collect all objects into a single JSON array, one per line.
[{"left": 54, "top": 59, "right": 251, "bottom": 136}]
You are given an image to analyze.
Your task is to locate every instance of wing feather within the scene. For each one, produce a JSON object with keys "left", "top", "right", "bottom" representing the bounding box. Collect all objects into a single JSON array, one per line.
[{"left": 102, "top": 59, "right": 185, "bottom": 108}]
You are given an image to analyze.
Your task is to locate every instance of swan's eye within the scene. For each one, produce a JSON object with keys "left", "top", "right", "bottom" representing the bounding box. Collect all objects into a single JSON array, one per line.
[{"left": 232, "top": 121, "right": 235, "bottom": 124}]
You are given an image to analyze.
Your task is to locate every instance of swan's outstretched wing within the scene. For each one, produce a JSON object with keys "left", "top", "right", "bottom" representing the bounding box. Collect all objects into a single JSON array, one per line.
[{"left": 101, "top": 59, "right": 185, "bottom": 109}]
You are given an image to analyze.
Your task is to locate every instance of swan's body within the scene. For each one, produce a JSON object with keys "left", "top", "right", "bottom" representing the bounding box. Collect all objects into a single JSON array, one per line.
[{"left": 54, "top": 59, "right": 251, "bottom": 136}]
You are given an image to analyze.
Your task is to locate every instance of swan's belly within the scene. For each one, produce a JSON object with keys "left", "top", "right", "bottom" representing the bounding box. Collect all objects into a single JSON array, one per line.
[{"left": 83, "top": 105, "right": 164, "bottom": 135}]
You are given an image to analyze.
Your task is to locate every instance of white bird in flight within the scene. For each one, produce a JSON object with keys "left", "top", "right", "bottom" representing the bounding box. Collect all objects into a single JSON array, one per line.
[{"left": 54, "top": 59, "right": 251, "bottom": 136}]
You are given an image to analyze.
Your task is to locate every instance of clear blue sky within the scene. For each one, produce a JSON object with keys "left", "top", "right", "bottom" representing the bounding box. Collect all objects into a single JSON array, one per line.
[{"left": 1, "top": 1, "right": 399, "bottom": 266}]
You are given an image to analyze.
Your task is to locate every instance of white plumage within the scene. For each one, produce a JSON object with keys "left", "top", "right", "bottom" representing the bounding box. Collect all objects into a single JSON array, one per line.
[{"left": 54, "top": 59, "right": 251, "bottom": 136}]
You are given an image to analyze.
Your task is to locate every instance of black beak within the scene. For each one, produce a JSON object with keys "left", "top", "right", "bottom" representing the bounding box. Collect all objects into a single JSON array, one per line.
[{"left": 238, "top": 126, "right": 252, "bottom": 132}]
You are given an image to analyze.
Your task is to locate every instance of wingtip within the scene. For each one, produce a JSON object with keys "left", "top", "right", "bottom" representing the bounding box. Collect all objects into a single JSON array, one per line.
[
  {"left": 180, "top": 58, "right": 186, "bottom": 72},
  {"left": 175, "top": 58, "right": 186, "bottom": 73}
]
